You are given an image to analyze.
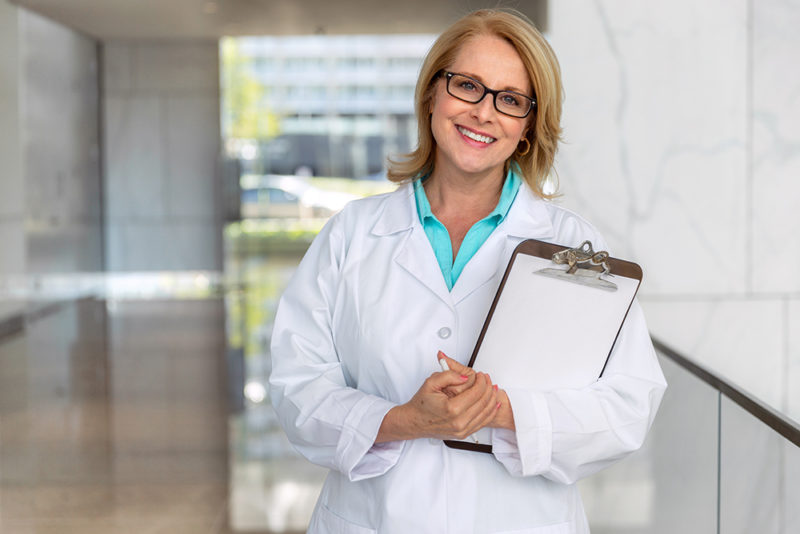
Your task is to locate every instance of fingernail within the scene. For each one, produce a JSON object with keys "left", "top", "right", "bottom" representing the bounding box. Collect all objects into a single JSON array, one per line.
[
  {"left": 493, "top": 384, "right": 498, "bottom": 391},
  {"left": 460, "top": 375, "right": 468, "bottom": 380},
  {"left": 496, "top": 402, "right": 502, "bottom": 409},
  {"left": 438, "top": 351, "right": 445, "bottom": 358}
]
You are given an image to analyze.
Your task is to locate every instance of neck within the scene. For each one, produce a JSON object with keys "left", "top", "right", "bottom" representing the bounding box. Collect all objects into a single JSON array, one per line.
[{"left": 424, "top": 167, "right": 505, "bottom": 219}]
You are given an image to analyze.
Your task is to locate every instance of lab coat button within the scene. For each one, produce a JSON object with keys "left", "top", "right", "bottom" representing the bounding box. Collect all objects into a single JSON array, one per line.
[{"left": 437, "top": 327, "right": 451, "bottom": 339}]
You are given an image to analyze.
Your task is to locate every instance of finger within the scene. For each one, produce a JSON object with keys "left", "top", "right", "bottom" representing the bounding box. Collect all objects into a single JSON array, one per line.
[
  {"left": 459, "top": 377, "right": 500, "bottom": 435},
  {"left": 447, "top": 375, "right": 498, "bottom": 438},
  {"left": 442, "top": 381, "right": 472, "bottom": 398},
  {"left": 426, "top": 369, "right": 469, "bottom": 392},
  {"left": 441, "top": 369, "right": 477, "bottom": 397},
  {"left": 469, "top": 381, "right": 501, "bottom": 429},
  {"left": 439, "top": 352, "right": 474, "bottom": 376},
  {"left": 447, "top": 372, "right": 492, "bottom": 413}
]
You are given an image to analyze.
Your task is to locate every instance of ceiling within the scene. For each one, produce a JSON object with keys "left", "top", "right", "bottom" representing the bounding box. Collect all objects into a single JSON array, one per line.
[{"left": 10, "top": 0, "right": 546, "bottom": 41}]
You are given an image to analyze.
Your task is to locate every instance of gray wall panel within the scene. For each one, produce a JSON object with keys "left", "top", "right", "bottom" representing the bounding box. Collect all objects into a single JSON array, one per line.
[
  {"left": 102, "top": 41, "right": 222, "bottom": 271},
  {"left": 0, "top": 2, "right": 24, "bottom": 275},
  {"left": 20, "top": 9, "right": 102, "bottom": 273}
]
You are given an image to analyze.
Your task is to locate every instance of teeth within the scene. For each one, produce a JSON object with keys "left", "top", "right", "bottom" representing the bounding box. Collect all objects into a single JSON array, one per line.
[{"left": 457, "top": 126, "right": 495, "bottom": 144}]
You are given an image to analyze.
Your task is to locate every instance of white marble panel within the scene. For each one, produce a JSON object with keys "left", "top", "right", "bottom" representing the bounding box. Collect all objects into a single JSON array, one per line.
[
  {"left": 104, "top": 95, "right": 167, "bottom": 220},
  {"left": 0, "top": 220, "right": 25, "bottom": 275},
  {"left": 102, "top": 42, "right": 133, "bottom": 94},
  {"left": 719, "top": 396, "right": 781, "bottom": 534},
  {"left": 787, "top": 300, "right": 800, "bottom": 424},
  {"left": 548, "top": 0, "right": 748, "bottom": 296},
  {"left": 105, "top": 221, "right": 220, "bottom": 271},
  {"left": 134, "top": 42, "right": 219, "bottom": 93},
  {"left": 164, "top": 95, "right": 221, "bottom": 219},
  {"left": 786, "top": 440, "right": 800, "bottom": 534},
  {"left": 641, "top": 298, "right": 784, "bottom": 411},
  {"left": 752, "top": 0, "right": 800, "bottom": 293}
]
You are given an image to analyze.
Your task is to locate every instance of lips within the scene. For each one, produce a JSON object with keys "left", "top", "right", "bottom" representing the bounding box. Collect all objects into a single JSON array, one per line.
[{"left": 457, "top": 126, "right": 496, "bottom": 144}]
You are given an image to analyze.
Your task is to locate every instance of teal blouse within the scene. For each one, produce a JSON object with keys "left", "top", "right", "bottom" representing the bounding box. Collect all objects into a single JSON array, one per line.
[{"left": 414, "top": 169, "right": 521, "bottom": 290}]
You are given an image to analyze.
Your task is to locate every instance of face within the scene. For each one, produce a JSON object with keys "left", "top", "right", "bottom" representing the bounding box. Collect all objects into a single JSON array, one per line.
[{"left": 429, "top": 34, "right": 531, "bottom": 182}]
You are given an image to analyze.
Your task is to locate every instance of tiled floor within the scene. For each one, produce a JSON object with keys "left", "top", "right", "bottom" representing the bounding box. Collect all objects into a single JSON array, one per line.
[{"left": 0, "top": 284, "right": 324, "bottom": 533}]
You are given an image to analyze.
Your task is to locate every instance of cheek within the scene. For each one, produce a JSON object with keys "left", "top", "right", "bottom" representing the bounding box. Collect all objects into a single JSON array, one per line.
[
  {"left": 429, "top": 100, "right": 452, "bottom": 144},
  {"left": 504, "top": 118, "right": 527, "bottom": 141}
]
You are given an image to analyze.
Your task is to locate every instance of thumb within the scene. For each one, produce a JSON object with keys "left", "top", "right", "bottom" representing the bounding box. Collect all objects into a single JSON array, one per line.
[{"left": 437, "top": 351, "right": 473, "bottom": 375}]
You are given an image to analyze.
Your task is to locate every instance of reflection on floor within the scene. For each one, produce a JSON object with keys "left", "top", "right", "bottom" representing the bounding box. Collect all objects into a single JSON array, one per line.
[{"left": 0, "top": 261, "right": 325, "bottom": 533}]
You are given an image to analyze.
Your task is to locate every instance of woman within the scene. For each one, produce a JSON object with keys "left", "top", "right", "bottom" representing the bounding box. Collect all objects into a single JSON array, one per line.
[{"left": 270, "top": 9, "right": 666, "bottom": 534}]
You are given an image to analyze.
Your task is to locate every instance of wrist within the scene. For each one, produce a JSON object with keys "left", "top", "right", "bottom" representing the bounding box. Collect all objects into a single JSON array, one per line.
[
  {"left": 494, "top": 389, "right": 516, "bottom": 431},
  {"left": 376, "top": 403, "right": 419, "bottom": 443}
]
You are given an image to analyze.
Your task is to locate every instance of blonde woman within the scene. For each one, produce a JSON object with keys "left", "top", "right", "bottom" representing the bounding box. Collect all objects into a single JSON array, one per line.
[{"left": 270, "top": 9, "right": 665, "bottom": 533}]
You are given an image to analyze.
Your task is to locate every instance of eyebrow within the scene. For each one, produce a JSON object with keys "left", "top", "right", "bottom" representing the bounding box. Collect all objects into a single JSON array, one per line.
[{"left": 458, "top": 71, "right": 531, "bottom": 96}]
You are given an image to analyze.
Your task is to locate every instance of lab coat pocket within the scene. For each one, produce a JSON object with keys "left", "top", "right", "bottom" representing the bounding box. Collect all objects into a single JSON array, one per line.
[
  {"left": 493, "top": 521, "right": 571, "bottom": 534},
  {"left": 310, "top": 503, "right": 376, "bottom": 534}
]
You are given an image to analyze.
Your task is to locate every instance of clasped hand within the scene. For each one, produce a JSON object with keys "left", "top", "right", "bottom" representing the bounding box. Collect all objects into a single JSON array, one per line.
[{"left": 377, "top": 352, "right": 513, "bottom": 443}]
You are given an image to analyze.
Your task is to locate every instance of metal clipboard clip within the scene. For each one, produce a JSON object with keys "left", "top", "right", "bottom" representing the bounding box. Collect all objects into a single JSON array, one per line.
[{"left": 534, "top": 240, "right": 618, "bottom": 292}]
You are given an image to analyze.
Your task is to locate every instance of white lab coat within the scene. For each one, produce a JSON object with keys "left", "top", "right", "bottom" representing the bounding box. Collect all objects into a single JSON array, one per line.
[{"left": 269, "top": 182, "right": 666, "bottom": 534}]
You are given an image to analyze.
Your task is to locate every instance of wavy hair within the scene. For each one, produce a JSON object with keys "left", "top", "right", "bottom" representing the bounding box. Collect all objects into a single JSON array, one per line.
[{"left": 386, "top": 8, "right": 563, "bottom": 198}]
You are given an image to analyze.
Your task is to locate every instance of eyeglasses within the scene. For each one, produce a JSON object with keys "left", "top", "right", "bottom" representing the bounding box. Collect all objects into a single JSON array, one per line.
[{"left": 443, "top": 71, "right": 536, "bottom": 119}]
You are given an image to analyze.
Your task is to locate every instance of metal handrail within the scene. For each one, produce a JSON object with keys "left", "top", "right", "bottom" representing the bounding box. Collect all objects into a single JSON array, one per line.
[{"left": 652, "top": 336, "right": 800, "bottom": 448}]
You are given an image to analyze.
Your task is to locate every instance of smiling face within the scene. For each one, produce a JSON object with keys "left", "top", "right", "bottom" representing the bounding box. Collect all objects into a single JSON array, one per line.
[{"left": 429, "top": 33, "right": 531, "bottom": 184}]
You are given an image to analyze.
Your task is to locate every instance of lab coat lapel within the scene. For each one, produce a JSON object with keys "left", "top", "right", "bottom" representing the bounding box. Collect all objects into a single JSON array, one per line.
[
  {"left": 372, "top": 184, "right": 454, "bottom": 308},
  {"left": 450, "top": 184, "right": 556, "bottom": 305}
]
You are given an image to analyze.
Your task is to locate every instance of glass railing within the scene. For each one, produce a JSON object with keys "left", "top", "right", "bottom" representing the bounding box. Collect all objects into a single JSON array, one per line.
[{"left": 579, "top": 337, "right": 800, "bottom": 534}]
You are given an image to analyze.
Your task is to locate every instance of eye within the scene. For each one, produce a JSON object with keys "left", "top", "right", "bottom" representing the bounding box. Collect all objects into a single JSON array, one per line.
[
  {"left": 459, "top": 80, "right": 479, "bottom": 93},
  {"left": 500, "top": 93, "right": 522, "bottom": 108}
]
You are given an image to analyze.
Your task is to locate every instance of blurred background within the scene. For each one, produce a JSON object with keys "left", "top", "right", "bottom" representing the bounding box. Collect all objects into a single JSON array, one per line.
[{"left": 0, "top": 0, "right": 798, "bottom": 532}]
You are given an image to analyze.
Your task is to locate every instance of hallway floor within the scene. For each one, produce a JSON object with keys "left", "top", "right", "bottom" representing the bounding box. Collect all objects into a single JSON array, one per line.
[{"left": 0, "top": 263, "right": 324, "bottom": 532}]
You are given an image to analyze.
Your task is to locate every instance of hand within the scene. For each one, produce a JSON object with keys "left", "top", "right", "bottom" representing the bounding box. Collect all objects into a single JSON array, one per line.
[
  {"left": 376, "top": 364, "right": 500, "bottom": 442},
  {"left": 438, "top": 352, "right": 477, "bottom": 398},
  {"left": 439, "top": 351, "right": 516, "bottom": 432}
]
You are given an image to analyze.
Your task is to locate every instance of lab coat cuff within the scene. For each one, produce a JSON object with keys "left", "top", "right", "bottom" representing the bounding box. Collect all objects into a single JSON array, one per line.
[
  {"left": 339, "top": 394, "right": 404, "bottom": 482},
  {"left": 491, "top": 388, "right": 552, "bottom": 477}
]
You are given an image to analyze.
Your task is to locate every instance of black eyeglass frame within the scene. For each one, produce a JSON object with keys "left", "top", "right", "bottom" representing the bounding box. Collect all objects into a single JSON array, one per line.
[{"left": 442, "top": 71, "right": 537, "bottom": 119}]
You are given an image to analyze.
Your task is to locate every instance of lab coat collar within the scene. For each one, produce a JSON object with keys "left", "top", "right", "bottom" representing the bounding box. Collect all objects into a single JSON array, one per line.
[
  {"left": 373, "top": 183, "right": 453, "bottom": 306},
  {"left": 499, "top": 183, "right": 555, "bottom": 240},
  {"left": 371, "top": 183, "right": 416, "bottom": 236},
  {"left": 370, "top": 181, "right": 554, "bottom": 239},
  {"left": 449, "top": 184, "right": 555, "bottom": 304},
  {"left": 370, "top": 181, "right": 557, "bottom": 307}
]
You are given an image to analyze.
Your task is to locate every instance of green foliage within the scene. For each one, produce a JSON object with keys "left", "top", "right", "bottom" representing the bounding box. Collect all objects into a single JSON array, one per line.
[{"left": 221, "top": 38, "right": 280, "bottom": 140}]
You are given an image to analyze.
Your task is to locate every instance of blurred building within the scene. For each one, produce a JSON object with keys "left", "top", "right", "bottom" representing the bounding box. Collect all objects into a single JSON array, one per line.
[{"left": 228, "top": 34, "right": 433, "bottom": 177}]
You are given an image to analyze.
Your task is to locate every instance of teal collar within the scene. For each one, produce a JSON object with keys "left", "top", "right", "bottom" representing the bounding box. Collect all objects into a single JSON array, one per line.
[{"left": 414, "top": 169, "right": 521, "bottom": 226}]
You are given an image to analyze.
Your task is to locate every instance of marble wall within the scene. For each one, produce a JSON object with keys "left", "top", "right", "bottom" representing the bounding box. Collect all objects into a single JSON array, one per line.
[
  {"left": 548, "top": 0, "right": 800, "bottom": 422},
  {"left": 102, "top": 42, "right": 223, "bottom": 271}
]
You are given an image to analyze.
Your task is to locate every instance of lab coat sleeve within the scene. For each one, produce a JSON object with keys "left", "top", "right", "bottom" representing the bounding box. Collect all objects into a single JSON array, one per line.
[
  {"left": 269, "top": 214, "right": 404, "bottom": 481},
  {"left": 490, "top": 300, "right": 666, "bottom": 483}
]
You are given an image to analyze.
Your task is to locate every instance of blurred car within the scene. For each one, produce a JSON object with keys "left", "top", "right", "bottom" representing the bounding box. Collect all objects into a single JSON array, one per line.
[{"left": 240, "top": 174, "right": 358, "bottom": 219}]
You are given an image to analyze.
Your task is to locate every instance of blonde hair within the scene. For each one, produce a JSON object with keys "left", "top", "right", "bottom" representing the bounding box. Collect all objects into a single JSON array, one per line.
[{"left": 386, "top": 8, "right": 563, "bottom": 198}]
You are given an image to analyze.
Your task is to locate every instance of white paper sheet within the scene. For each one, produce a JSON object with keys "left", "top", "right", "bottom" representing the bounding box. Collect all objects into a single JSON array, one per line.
[{"left": 472, "top": 253, "right": 640, "bottom": 391}]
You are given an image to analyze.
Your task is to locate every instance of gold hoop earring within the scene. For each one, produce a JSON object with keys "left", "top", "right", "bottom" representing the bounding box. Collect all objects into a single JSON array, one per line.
[{"left": 517, "top": 137, "right": 531, "bottom": 156}]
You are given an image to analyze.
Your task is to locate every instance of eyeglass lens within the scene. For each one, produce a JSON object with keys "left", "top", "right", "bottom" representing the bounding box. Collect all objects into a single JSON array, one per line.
[{"left": 446, "top": 73, "right": 532, "bottom": 118}]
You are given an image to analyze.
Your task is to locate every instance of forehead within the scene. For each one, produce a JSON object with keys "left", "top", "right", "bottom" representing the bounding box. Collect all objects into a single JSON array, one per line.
[{"left": 449, "top": 34, "right": 531, "bottom": 93}]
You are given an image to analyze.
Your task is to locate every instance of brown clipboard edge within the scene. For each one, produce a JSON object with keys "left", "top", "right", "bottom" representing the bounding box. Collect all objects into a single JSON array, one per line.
[{"left": 444, "top": 238, "right": 643, "bottom": 454}]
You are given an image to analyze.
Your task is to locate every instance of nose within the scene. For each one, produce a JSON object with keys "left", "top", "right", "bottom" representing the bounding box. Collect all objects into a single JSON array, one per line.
[{"left": 470, "top": 92, "right": 496, "bottom": 122}]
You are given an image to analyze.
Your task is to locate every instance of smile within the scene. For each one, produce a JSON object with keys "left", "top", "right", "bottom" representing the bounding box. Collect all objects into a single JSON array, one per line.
[{"left": 457, "top": 126, "right": 496, "bottom": 144}]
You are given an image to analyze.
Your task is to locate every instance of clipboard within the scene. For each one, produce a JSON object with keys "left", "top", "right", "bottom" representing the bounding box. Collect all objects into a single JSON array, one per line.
[{"left": 444, "top": 238, "right": 643, "bottom": 454}]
